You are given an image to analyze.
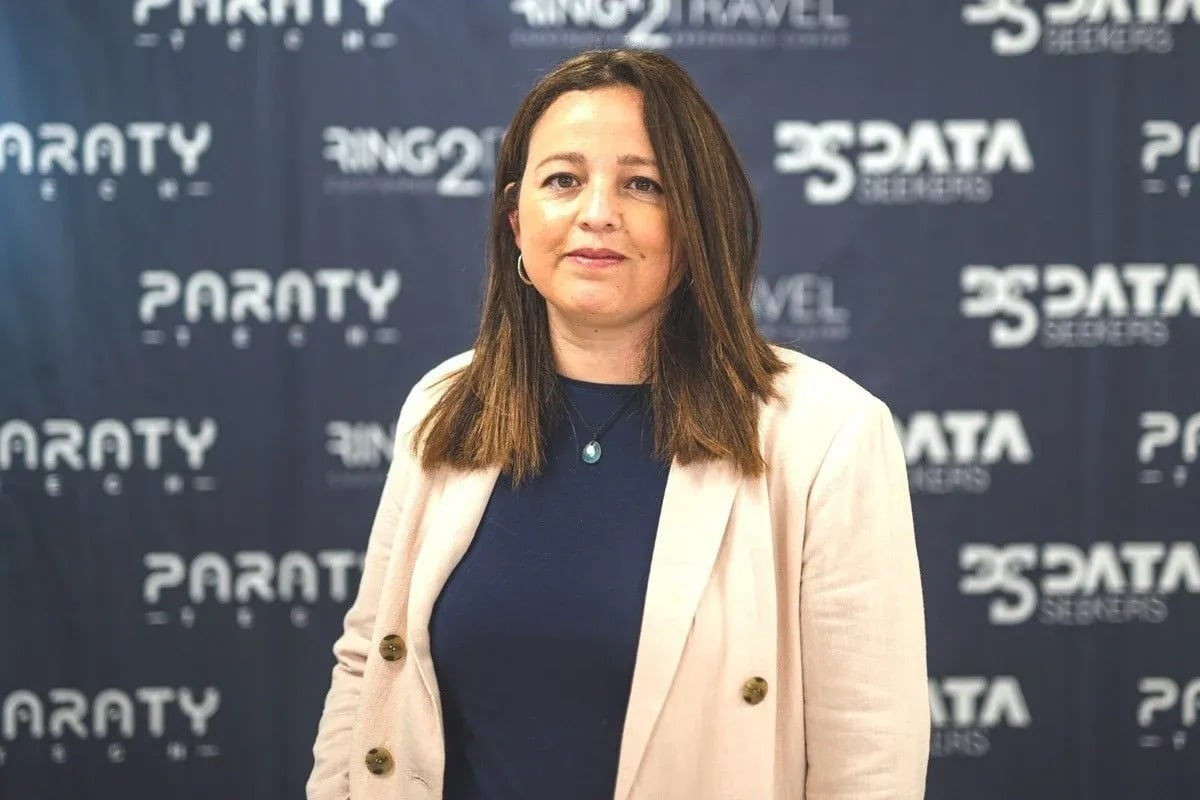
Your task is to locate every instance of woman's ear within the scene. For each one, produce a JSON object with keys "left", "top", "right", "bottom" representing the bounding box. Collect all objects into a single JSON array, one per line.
[{"left": 505, "top": 181, "right": 521, "bottom": 249}]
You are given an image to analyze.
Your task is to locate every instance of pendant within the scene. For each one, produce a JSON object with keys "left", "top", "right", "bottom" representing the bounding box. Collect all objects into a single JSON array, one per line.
[{"left": 581, "top": 440, "right": 602, "bottom": 464}]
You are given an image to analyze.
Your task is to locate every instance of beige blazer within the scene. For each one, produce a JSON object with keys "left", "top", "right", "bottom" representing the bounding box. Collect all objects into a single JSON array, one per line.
[{"left": 307, "top": 345, "right": 929, "bottom": 800}]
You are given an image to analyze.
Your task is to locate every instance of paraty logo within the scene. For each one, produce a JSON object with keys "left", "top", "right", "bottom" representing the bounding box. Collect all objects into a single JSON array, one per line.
[
  {"left": 962, "top": 0, "right": 1191, "bottom": 56},
  {"left": 929, "top": 676, "right": 1031, "bottom": 757},
  {"left": 322, "top": 125, "right": 504, "bottom": 198},
  {"left": 1137, "top": 677, "right": 1199, "bottom": 751},
  {"left": 143, "top": 550, "right": 365, "bottom": 629},
  {"left": 0, "top": 122, "right": 212, "bottom": 202},
  {"left": 131, "top": 0, "right": 398, "bottom": 52},
  {"left": 509, "top": 0, "right": 850, "bottom": 50},
  {"left": 896, "top": 410, "right": 1032, "bottom": 494},
  {"left": 773, "top": 119, "right": 1034, "bottom": 205},
  {"left": 1138, "top": 411, "right": 1198, "bottom": 489},
  {"left": 1141, "top": 121, "right": 1199, "bottom": 198},
  {"left": 0, "top": 418, "right": 218, "bottom": 497},
  {"left": 0, "top": 686, "right": 220, "bottom": 767},
  {"left": 960, "top": 263, "right": 1200, "bottom": 349},
  {"left": 751, "top": 273, "right": 850, "bottom": 343},
  {"left": 959, "top": 541, "right": 1200, "bottom": 625},
  {"left": 138, "top": 269, "right": 402, "bottom": 349}
]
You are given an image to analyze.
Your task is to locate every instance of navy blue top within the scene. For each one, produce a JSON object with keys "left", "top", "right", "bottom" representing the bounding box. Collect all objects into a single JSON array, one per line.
[{"left": 428, "top": 375, "right": 670, "bottom": 800}]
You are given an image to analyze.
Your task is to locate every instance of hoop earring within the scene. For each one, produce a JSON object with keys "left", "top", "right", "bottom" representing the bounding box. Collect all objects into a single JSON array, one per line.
[{"left": 517, "top": 253, "right": 534, "bottom": 286}]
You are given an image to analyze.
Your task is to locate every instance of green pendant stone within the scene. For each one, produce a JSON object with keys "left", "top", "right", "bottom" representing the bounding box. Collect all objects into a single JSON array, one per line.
[{"left": 581, "top": 440, "right": 602, "bottom": 464}]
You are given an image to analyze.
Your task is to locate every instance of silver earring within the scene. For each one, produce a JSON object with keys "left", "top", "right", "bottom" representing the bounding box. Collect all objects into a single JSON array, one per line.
[{"left": 517, "top": 253, "right": 534, "bottom": 285}]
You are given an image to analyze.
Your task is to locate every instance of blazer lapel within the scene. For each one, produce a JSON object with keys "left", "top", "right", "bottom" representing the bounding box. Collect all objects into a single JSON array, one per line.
[
  {"left": 613, "top": 455, "right": 742, "bottom": 800},
  {"left": 406, "top": 465, "right": 502, "bottom": 729}
]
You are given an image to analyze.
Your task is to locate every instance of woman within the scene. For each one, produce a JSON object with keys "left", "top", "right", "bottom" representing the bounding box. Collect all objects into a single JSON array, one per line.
[{"left": 307, "top": 49, "right": 928, "bottom": 800}]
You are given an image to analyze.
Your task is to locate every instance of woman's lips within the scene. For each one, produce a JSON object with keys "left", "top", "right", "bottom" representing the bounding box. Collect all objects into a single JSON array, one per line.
[{"left": 566, "top": 249, "right": 626, "bottom": 268}]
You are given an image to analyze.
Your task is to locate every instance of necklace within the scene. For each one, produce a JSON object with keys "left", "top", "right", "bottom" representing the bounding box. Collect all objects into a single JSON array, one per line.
[{"left": 562, "top": 386, "right": 643, "bottom": 465}]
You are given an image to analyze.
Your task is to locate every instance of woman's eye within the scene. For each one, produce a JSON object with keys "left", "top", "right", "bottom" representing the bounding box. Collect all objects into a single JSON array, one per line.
[
  {"left": 546, "top": 174, "right": 577, "bottom": 189},
  {"left": 631, "top": 177, "right": 662, "bottom": 193}
]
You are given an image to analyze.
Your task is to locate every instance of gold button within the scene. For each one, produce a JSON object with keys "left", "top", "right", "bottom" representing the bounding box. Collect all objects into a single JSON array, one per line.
[
  {"left": 742, "top": 677, "right": 768, "bottom": 705},
  {"left": 378, "top": 634, "right": 406, "bottom": 662},
  {"left": 365, "top": 747, "right": 393, "bottom": 776}
]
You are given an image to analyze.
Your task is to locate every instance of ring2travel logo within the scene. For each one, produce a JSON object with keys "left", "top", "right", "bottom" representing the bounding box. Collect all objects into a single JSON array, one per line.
[
  {"left": 322, "top": 125, "right": 504, "bottom": 198},
  {"left": 751, "top": 273, "right": 850, "bottom": 343},
  {"left": 774, "top": 119, "right": 1034, "bottom": 205},
  {"left": 131, "top": 0, "right": 398, "bottom": 52},
  {"left": 962, "top": 0, "right": 1196, "bottom": 56},
  {"left": 0, "top": 122, "right": 212, "bottom": 202},
  {"left": 509, "top": 0, "right": 850, "bottom": 49}
]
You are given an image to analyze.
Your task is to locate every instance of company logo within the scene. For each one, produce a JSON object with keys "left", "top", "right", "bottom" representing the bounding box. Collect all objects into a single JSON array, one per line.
[
  {"left": 322, "top": 125, "right": 504, "bottom": 198},
  {"left": 930, "top": 676, "right": 1031, "bottom": 757},
  {"left": 1142, "top": 120, "right": 1198, "bottom": 198},
  {"left": 131, "top": 0, "right": 398, "bottom": 52},
  {"left": 962, "top": 0, "right": 1192, "bottom": 56},
  {"left": 774, "top": 119, "right": 1034, "bottom": 204},
  {"left": 0, "top": 122, "right": 212, "bottom": 202},
  {"left": 1138, "top": 411, "right": 1198, "bottom": 489},
  {"left": 959, "top": 541, "right": 1200, "bottom": 625},
  {"left": 138, "top": 269, "right": 401, "bottom": 349},
  {"left": 143, "top": 550, "right": 365, "bottom": 629},
  {"left": 0, "top": 418, "right": 218, "bottom": 497},
  {"left": 326, "top": 420, "right": 395, "bottom": 489},
  {"left": 0, "top": 686, "right": 220, "bottom": 766},
  {"left": 960, "top": 263, "right": 1199, "bottom": 348},
  {"left": 896, "top": 410, "right": 1032, "bottom": 494},
  {"left": 509, "top": 0, "right": 850, "bottom": 50},
  {"left": 1138, "top": 677, "right": 1198, "bottom": 751},
  {"left": 751, "top": 273, "right": 850, "bottom": 343}
]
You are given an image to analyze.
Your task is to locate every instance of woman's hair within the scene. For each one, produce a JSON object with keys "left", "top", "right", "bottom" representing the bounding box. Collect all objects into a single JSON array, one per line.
[{"left": 414, "top": 48, "right": 788, "bottom": 486}]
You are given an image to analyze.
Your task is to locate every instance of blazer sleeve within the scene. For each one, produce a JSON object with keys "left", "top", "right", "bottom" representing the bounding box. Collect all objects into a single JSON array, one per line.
[
  {"left": 799, "top": 396, "right": 930, "bottom": 800},
  {"left": 306, "top": 383, "right": 425, "bottom": 800}
]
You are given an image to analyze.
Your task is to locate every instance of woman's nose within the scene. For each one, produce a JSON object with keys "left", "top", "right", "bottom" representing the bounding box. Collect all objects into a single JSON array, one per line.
[{"left": 578, "top": 182, "right": 620, "bottom": 231}]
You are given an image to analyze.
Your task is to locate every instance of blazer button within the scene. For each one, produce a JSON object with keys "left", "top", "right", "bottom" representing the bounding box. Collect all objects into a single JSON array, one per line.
[
  {"left": 742, "top": 676, "right": 769, "bottom": 705},
  {"left": 378, "top": 634, "right": 406, "bottom": 662},
  {"left": 365, "top": 747, "right": 394, "bottom": 776}
]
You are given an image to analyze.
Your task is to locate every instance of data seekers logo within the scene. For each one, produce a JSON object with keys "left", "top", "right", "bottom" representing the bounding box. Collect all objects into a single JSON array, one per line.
[
  {"left": 959, "top": 541, "right": 1200, "bottom": 625},
  {"left": 509, "top": 0, "right": 850, "bottom": 50},
  {"left": 0, "top": 686, "right": 221, "bottom": 767},
  {"left": 138, "top": 269, "right": 402, "bottom": 349},
  {"left": 960, "top": 263, "right": 1200, "bottom": 348},
  {"left": 930, "top": 676, "right": 1031, "bottom": 757},
  {"left": 326, "top": 420, "right": 395, "bottom": 489},
  {"left": 1137, "top": 677, "right": 1198, "bottom": 751},
  {"left": 751, "top": 273, "right": 850, "bottom": 343},
  {"left": 0, "top": 418, "right": 218, "bottom": 497},
  {"left": 322, "top": 125, "right": 504, "bottom": 198},
  {"left": 896, "top": 410, "right": 1032, "bottom": 494},
  {"left": 143, "top": 550, "right": 365, "bottom": 630},
  {"left": 0, "top": 122, "right": 212, "bottom": 202},
  {"left": 131, "top": 0, "right": 398, "bottom": 52},
  {"left": 1138, "top": 411, "right": 1198, "bottom": 489},
  {"left": 962, "top": 0, "right": 1194, "bottom": 56},
  {"left": 1142, "top": 121, "right": 1199, "bottom": 199},
  {"left": 773, "top": 119, "right": 1034, "bottom": 205}
]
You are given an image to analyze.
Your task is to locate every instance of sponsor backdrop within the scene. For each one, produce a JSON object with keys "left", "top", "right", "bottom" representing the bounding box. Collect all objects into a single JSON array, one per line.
[{"left": 1, "top": 1, "right": 1198, "bottom": 799}]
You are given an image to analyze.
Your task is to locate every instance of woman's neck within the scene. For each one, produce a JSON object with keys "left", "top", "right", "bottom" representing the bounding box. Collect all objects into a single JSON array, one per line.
[{"left": 547, "top": 310, "right": 657, "bottom": 385}]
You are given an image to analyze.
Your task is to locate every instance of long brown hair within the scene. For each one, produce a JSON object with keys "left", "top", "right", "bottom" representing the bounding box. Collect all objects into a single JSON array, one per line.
[{"left": 414, "top": 48, "right": 788, "bottom": 486}]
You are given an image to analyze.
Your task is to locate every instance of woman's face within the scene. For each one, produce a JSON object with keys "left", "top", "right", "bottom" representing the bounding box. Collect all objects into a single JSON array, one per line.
[{"left": 509, "top": 85, "right": 678, "bottom": 334}]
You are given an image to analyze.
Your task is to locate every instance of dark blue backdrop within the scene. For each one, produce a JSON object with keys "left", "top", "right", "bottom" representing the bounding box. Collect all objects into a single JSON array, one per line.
[{"left": 2, "top": 2, "right": 1198, "bottom": 798}]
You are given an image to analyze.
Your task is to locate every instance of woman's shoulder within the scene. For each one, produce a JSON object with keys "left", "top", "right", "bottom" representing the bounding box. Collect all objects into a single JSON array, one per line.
[
  {"left": 764, "top": 344, "right": 893, "bottom": 439},
  {"left": 395, "top": 348, "right": 475, "bottom": 427}
]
